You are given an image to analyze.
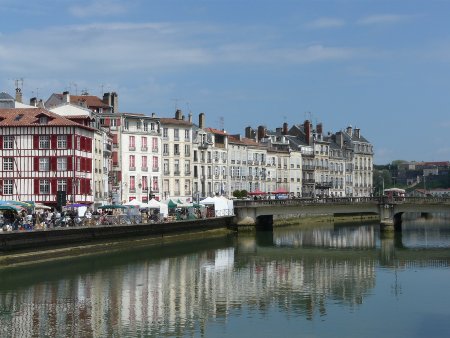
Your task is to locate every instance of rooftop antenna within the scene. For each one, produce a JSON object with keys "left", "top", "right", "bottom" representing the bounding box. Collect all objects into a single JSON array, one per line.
[
  {"left": 15, "top": 78, "right": 23, "bottom": 90},
  {"left": 32, "top": 88, "right": 40, "bottom": 99},
  {"left": 100, "top": 83, "right": 105, "bottom": 96},
  {"left": 70, "top": 82, "right": 78, "bottom": 95},
  {"left": 219, "top": 116, "right": 224, "bottom": 131},
  {"left": 171, "top": 98, "right": 183, "bottom": 110}
]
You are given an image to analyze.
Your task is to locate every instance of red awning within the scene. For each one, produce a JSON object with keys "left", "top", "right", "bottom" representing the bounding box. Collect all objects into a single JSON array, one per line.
[
  {"left": 272, "top": 187, "right": 289, "bottom": 194},
  {"left": 248, "top": 189, "right": 267, "bottom": 195}
]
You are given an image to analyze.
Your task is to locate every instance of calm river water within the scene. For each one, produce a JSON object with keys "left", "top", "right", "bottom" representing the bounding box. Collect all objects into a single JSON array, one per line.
[{"left": 1, "top": 219, "right": 450, "bottom": 338}]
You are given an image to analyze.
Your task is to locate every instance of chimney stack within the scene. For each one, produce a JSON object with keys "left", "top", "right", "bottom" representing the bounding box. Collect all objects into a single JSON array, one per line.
[
  {"left": 257, "top": 125, "right": 266, "bottom": 141},
  {"left": 316, "top": 123, "right": 323, "bottom": 135},
  {"left": 199, "top": 112, "right": 205, "bottom": 129},
  {"left": 30, "top": 97, "right": 37, "bottom": 107},
  {"left": 15, "top": 88, "right": 22, "bottom": 103},
  {"left": 354, "top": 128, "right": 360, "bottom": 139},
  {"left": 346, "top": 125, "right": 353, "bottom": 137},
  {"left": 63, "top": 91, "right": 70, "bottom": 104},
  {"left": 175, "top": 109, "right": 183, "bottom": 120},
  {"left": 188, "top": 112, "right": 192, "bottom": 123},
  {"left": 111, "top": 92, "right": 118, "bottom": 113},
  {"left": 282, "top": 122, "right": 288, "bottom": 135},
  {"left": 304, "top": 120, "right": 311, "bottom": 145}
]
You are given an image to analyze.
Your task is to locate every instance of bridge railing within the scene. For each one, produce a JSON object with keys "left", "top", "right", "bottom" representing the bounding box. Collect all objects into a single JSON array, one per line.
[{"left": 233, "top": 196, "right": 450, "bottom": 207}]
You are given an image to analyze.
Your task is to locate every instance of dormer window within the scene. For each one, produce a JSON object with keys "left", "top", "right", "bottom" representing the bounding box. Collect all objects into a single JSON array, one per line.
[{"left": 39, "top": 116, "right": 48, "bottom": 124}]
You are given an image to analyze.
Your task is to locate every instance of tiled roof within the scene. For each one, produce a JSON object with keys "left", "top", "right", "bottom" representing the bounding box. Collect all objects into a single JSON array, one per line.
[
  {"left": 159, "top": 117, "right": 193, "bottom": 126},
  {"left": 0, "top": 92, "right": 14, "bottom": 100},
  {"left": 205, "top": 127, "right": 227, "bottom": 135},
  {"left": 0, "top": 108, "right": 92, "bottom": 129},
  {"left": 54, "top": 93, "right": 110, "bottom": 108}
]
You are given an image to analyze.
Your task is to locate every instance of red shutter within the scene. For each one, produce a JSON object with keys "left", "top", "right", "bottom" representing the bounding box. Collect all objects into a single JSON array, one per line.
[
  {"left": 51, "top": 135, "right": 57, "bottom": 149},
  {"left": 0, "top": 180, "right": 2, "bottom": 195},
  {"left": 0, "top": 136, "right": 3, "bottom": 150},
  {"left": 33, "top": 135, "right": 39, "bottom": 149},
  {"left": 81, "top": 158, "right": 86, "bottom": 172},
  {"left": 67, "top": 135, "right": 72, "bottom": 149},
  {"left": 87, "top": 158, "right": 92, "bottom": 173},
  {"left": 34, "top": 179, "right": 40, "bottom": 194},
  {"left": 67, "top": 178, "right": 73, "bottom": 194},
  {"left": 34, "top": 157, "right": 39, "bottom": 171},
  {"left": 67, "top": 157, "right": 73, "bottom": 171},
  {"left": 116, "top": 118, "right": 121, "bottom": 126},
  {"left": 87, "top": 138, "right": 92, "bottom": 152},
  {"left": 112, "top": 151, "right": 118, "bottom": 165},
  {"left": 112, "top": 134, "right": 118, "bottom": 145},
  {"left": 51, "top": 157, "right": 57, "bottom": 171},
  {"left": 118, "top": 171, "right": 122, "bottom": 182},
  {"left": 105, "top": 118, "right": 110, "bottom": 126},
  {"left": 51, "top": 179, "right": 57, "bottom": 194}
]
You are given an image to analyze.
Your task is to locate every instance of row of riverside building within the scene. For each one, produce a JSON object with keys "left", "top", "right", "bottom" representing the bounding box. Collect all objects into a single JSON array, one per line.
[{"left": 0, "top": 88, "right": 374, "bottom": 209}]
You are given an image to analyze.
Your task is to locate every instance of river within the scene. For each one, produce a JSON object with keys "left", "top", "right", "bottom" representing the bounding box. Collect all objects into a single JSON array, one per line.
[{"left": 0, "top": 219, "right": 449, "bottom": 337}]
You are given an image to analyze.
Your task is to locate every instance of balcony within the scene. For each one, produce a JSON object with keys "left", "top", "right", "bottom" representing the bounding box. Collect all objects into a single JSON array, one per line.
[
  {"left": 129, "top": 167, "right": 136, "bottom": 171},
  {"left": 141, "top": 147, "right": 148, "bottom": 152},
  {"left": 129, "top": 146, "right": 136, "bottom": 151},
  {"left": 152, "top": 148, "right": 159, "bottom": 153},
  {"left": 163, "top": 171, "right": 170, "bottom": 175},
  {"left": 129, "top": 188, "right": 136, "bottom": 193},
  {"left": 303, "top": 179, "right": 315, "bottom": 184},
  {"left": 174, "top": 171, "right": 180, "bottom": 176},
  {"left": 152, "top": 166, "right": 159, "bottom": 172},
  {"left": 141, "top": 167, "right": 148, "bottom": 172},
  {"left": 185, "top": 171, "right": 191, "bottom": 175}
]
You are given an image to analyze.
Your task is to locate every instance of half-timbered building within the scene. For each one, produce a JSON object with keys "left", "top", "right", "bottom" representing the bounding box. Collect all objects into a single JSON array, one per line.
[{"left": 0, "top": 108, "right": 94, "bottom": 207}]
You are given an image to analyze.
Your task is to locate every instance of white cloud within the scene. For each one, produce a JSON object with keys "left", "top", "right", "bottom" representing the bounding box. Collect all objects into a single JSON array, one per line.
[
  {"left": 69, "top": 0, "right": 127, "bottom": 18},
  {"left": 305, "top": 18, "right": 345, "bottom": 29},
  {"left": 357, "top": 14, "right": 411, "bottom": 25}
]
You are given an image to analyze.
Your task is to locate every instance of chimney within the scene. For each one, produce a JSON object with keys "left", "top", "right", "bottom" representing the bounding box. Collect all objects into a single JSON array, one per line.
[
  {"left": 257, "top": 125, "right": 266, "bottom": 141},
  {"left": 151, "top": 112, "right": 156, "bottom": 117},
  {"left": 111, "top": 92, "right": 118, "bottom": 113},
  {"left": 282, "top": 122, "right": 288, "bottom": 135},
  {"left": 103, "top": 92, "right": 111, "bottom": 105},
  {"left": 337, "top": 132, "right": 344, "bottom": 148},
  {"left": 199, "top": 112, "right": 205, "bottom": 129},
  {"left": 188, "top": 112, "right": 192, "bottom": 123},
  {"left": 304, "top": 120, "right": 311, "bottom": 145},
  {"left": 63, "top": 91, "right": 70, "bottom": 104},
  {"left": 245, "top": 126, "right": 253, "bottom": 139},
  {"left": 354, "top": 128, "right": 360, "bottom": 138},
  {"left": 15, "top": 88, "right": 23, "bottom": 103},
  {"left": 30, "top": 97, "right": 37, "bottom": 107},
  {"left": 346, "top": 125, "right": 353, "bottom": 137},
  {"left": 175, "top": 109, "right": 183, "bottom": 120},
  {"left": 316, "top": 123, "right": 323, "bottom": 135},
  {"left": 38, "top": 99, "right": 45, "bottom": 108}
]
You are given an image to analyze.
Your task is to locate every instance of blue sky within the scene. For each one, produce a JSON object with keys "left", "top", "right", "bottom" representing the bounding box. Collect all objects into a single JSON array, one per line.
[{"left": 1, "top": 0, "right": 450, "bottom": 164}]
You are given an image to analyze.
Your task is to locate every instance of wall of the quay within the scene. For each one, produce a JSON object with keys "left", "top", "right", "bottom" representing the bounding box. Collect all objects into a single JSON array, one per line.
[{"left": 0, "top": 217, "right": 234, "bottom": 252}]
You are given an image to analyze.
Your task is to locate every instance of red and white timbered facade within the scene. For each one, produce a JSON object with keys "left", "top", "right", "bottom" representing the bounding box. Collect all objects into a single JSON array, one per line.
[{"left": 0, "top": 108, "right": 94, "bottom": 206}]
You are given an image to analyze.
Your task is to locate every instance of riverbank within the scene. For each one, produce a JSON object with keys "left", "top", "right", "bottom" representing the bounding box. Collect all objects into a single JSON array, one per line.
[{"left": 273, "top": 214, "right": 379, "bottom": 226}]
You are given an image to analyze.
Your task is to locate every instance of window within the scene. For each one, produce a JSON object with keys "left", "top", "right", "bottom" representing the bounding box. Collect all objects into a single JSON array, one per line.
[
  {"left": 76, "top": 158, "right": 80, "bottom": 171},
  {"left": 143, "top": 122, "right": 148, "bottom": 131},
  {"left": 137, "top": 121, "right": 142, "bottom": 129},
  {"left": 129, "top": 136, "right": 135, "bottom": 149},
  {"left": 57, "top": 157, "right": 67, "bottom": 171},
  {"left": 39, "top": 179, "right": 50, "bottom": 194},
  {"left": 39, "top": 116, "right": 48, "bottom": 124},
  {"left": 111, "top": 118, "right": 117, "bottom": 127},
  {"left": 39, "top": 135, "right": 50, "bottom": 149},
  {"left": 129, "top": 176, "right": 135, "bottom": 190},
  {"left": 185, "top": 129, "right": 190, "bottom": 141},
  {"left": 3, "top": 136, "right": 14, "bottom": 149},
  {"left": 174, "top": 159, "right": 180, "bottom": 174},
  {"left": 141, "top": 136, "right": 147, "bottom": 149},
  {"left": 3, "top": 158, "right": 13, "bottom": 171},
  {"left": 151, "top": 123, "right": 155, "bottom": 131},
  {"left": 163, "top": 159, "right": 169, "bottom": 174},
  {"left": 174, "top": 144, "right": 180, "bottom": 155},
  {"left": 152, "top": 137, "right": 158, "bottom": 151},
  {"left": 142, "top": 176, "right": 148, "bottom": 190},
  {"left": 174, "top": 128, "right": 179, "bottom": 140},
  {"left": 142, "top": 155, "right": 148, "bottom": 169},
  {"left": 39, "top": 158, "right": 50, "bottom": 171},
  {"left": 185, "top": 160, "right": 190, "bottom": 174},
  {"left": 152, "top": 156, "right": 158, "bottom": 169},
  {"left": 57, "top": 179, "right": 67, "bottom": 192},
  {"left": 57, "top": 135, "right": 67, "bottom": 149},
  {"left": 124, "top": 120, "right": 129, "bottom": 129},
  {"left": 129, "top": 155, "right": 136, "bottom": 169},
  {"left": 185, "top": 144, "right": 190, "bottom": 156},
  {"left": 163, "top": 144, "right": 169, "bottom": 155},
  {"left": 163, "top": 128, "right": 168, "bottom": 138},
  {"left": 3, "top": 179, "right": 13, "bottom": 195}
]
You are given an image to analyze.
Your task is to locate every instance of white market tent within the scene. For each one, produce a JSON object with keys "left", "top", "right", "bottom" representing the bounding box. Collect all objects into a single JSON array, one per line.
[
  {"left": 148, "top": 199, "right": 168, "bottom": 217},
  {"left": 200, "top": 196, "right": 234, "bottom": 216},
  {"left": 124, "top": 199, "right": 145, "bottom": 207}
]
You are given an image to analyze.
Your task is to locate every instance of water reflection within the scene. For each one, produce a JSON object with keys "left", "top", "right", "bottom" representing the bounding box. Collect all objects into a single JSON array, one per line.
[{"left": 0, "top": 221, "right": 449, "bottom": 337}]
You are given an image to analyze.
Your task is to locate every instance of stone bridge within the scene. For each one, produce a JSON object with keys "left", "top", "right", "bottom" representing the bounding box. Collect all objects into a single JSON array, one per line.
[{"left": 233, "top": 197, "right": 450, "bottom": 231}]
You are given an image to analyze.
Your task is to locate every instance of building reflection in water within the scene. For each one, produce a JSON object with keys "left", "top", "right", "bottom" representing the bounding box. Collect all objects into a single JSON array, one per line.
[{"left": 1, "top": 222, "right": 448, "bottom": 336}]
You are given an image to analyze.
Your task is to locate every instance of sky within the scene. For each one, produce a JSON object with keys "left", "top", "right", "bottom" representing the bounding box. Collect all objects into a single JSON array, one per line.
[{"left": 1, "top": 0, "right": 450, "bottom": 164}]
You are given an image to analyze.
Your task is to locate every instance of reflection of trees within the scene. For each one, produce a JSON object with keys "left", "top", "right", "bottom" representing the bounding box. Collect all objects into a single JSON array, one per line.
[{"left": 0, "top": 245, "right": 377, "bottom": 337}]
